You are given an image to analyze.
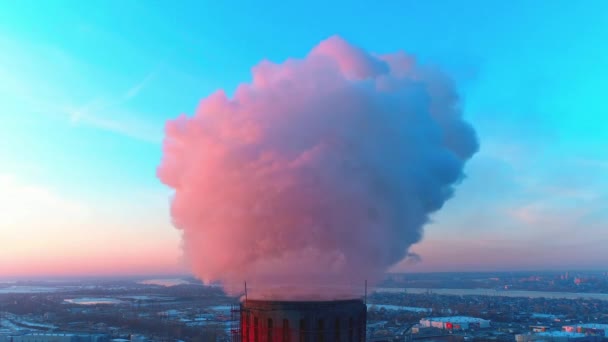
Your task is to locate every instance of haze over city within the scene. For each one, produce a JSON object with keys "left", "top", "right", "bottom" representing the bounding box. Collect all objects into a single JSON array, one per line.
[{"left": 1, "top": 0, "right": 607, "bottom": 281}]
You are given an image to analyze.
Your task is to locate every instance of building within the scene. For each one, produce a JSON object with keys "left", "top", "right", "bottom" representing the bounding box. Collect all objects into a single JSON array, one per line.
[
  {"left": 419, "top": 317, "right": 490, "bottom": 330},
  {"left": 516, "top": 331, "right": 601, "bottom": 342},
  {"left": 240, "top": 299, "right": 367, "bottom": 341},
  {"left": 530, "top": 325, "right": 550, "bottom": 333},
  {"left": 563, "top": 324, "right": 608, "bottom": 337}
]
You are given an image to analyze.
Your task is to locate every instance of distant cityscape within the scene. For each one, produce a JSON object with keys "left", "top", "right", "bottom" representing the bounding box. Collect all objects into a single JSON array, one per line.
[
  {"left": 380, "top": 271, "right": 608, "bottom": 294},
  {"left": 1, "top": 271, "right": 608, "bottom": 341}
]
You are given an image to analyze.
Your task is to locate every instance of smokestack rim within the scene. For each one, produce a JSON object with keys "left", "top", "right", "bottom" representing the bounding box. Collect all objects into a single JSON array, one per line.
[{"left": 240, "top": 298, "right": 366, "bottom": 310}]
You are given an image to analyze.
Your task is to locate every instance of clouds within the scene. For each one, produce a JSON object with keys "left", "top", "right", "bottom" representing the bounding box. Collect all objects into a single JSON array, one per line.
[
  {"left": 66, "top": 98, "right": 161, "bottom": 143},
  {"left": 0, "top": 35, "right": 163, "bottom": 143}
]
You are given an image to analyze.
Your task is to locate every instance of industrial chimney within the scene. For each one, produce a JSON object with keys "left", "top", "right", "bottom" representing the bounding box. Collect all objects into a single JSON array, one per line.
[{"left": 239, "top": 299, "right": 367, "bottom": 342}]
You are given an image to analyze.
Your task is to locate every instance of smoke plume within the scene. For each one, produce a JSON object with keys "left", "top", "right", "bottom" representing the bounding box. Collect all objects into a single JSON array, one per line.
[
  {"left": 404, "top": 252, "right": 423, "bottom": 265},
  {"left": 158, "top": 36, "right": 478, "bottom": 299}
]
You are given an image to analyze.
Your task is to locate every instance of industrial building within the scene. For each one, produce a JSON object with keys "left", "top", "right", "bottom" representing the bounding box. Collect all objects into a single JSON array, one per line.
[
  {"left": 419, "top": 316, "right": 490, "bottom": 330},
  {"left": 239, "top": 299, "right": 367, "bottom": 341},
  {"left": 563, "top": 324, "right": 608, "bottom": 337}
]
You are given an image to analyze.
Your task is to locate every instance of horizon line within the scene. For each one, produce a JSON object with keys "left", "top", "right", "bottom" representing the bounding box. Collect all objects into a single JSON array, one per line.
[{"left": 2, "top": 269, "right": 607, "bottom": 283}]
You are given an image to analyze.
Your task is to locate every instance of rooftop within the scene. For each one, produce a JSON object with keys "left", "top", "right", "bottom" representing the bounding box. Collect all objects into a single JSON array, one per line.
[
  {"left": 422, "top": 316, "right": 489, "bottom": 323},
  {"left": 536, "top": 331, "right": 586, "bottom": 338},
  {"left": 578, "top": 323, "right": 608, "bottom": 329}
]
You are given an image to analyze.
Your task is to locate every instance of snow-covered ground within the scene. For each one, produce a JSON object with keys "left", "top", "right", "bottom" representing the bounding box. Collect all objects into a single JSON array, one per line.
[
  {"left": 0, "top": 318, "right": 20, "bottom": 331},
  {"left": 118, "top": 295, "right": 175, "bottom": 301},
  {"left": 0, "top": 286, "right": 60, "bottom": 294},
  {"left": 138, "top": 279, "right": 191, "bottom": 287},
  {"left": 13, "top": 320, "right": 56, "bottom": 329},
  {"left": 209, "top": 305, "right": 232, "bottom": 313},
  {"left": 64, "top": 297, "right": 124, "bottom": 305},
  {"left": 0, "top": 312, "right": 57, "bottom": 332}
]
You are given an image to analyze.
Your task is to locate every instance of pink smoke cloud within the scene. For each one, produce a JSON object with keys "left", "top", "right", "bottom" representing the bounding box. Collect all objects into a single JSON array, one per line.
[{"left": 157, "top": 36, "right": 478, "bottom": 299}]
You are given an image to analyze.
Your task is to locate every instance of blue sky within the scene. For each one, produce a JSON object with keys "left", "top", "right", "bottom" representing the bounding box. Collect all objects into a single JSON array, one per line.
[{"left": 0, "top": 0, "right": 607, "bottom": 276}]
